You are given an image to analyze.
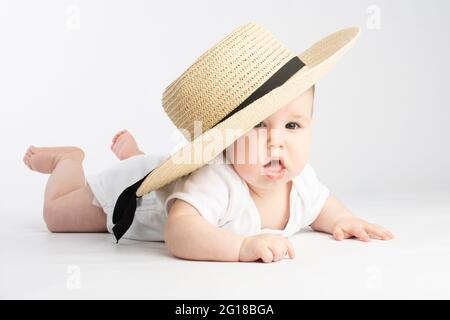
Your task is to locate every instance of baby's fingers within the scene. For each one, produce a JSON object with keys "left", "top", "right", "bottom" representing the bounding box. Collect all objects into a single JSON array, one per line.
[
  {"left": 259, "top": 247, "right": 274, "bottom": 263},
  {"left": 333, "top": 226, "right": 345, "bottom": 241},
  {"left": 268, "top": 243, "right": 286, "bottom": 262},
  {"left": 285, "top": 239, "right": 295, "bottom": 259},
  {"left": 367, "top": 225, "right": 394, "bottom": 240},
  {"left": 384, "top": 230, "right": 395, "bottom": 239},
  {"left": 373, "top": 224, "right": 395, "bottom": 239},
  {"left": 351, "top": 227, "right": 371, "bottom": 242}
]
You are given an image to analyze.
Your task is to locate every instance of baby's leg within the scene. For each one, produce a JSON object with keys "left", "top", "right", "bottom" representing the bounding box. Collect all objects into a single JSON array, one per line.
[{"left": 23, "top": 146, "right": 107, "bottom": 233}]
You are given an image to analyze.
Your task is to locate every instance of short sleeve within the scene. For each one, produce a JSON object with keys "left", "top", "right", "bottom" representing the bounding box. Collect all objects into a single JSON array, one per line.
[
  {"left": 299, "top": 164, "right": 331, "bottom": 227},
  {"left": 164, "top": 164, "right": 230, "bottom": 226}
]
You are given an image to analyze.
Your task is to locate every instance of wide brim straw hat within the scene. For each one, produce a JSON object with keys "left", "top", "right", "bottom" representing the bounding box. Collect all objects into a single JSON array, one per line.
[{"left": 112, "top": 22, "right": 361, "bottom": 242}]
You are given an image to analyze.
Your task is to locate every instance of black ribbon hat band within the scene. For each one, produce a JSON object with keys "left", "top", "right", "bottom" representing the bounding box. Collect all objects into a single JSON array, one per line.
[
  {"left": 112, "top": 56, "right": 306, "bottom": 243},
  {"left": 112, "top": 171, "right": 153, "bottom": 242}
]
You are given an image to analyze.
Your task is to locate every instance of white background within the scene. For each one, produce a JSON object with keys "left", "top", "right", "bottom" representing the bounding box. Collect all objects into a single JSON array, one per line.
[{"left": 0, "top": 0, "right": 449, "bottom": 299}]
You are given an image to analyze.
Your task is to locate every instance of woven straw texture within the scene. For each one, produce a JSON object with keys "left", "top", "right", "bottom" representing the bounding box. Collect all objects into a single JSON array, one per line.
[{"left": 136, "top": 22, "right": 360, "bottom": 196}]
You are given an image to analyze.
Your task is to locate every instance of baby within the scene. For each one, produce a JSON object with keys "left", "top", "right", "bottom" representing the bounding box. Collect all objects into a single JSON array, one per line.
[{"left": 23, "top": 85, "right": 394, "bottom": 263}]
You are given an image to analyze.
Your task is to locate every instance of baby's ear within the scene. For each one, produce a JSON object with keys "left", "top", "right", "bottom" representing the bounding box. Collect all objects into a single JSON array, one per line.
[
  {"left": 223, "top": 145, "right": 235, "bottom": 164},
  {"left": 223, "top": 147, "right": 230, "bottom": 162}
]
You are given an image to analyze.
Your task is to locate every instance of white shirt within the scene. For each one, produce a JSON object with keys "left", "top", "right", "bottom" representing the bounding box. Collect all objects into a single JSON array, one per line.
[
  {"left": 89, "top": 154, "right": 330, "bottom": 241},
  {"left": 158, "top": 156, "right": 330, "bottom": 238}
]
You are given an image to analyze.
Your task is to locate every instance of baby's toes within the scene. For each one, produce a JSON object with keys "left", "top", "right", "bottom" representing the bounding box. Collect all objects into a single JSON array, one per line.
[
  {"left": 112, "top": 134, "right": 120, "bottom": 144},
  {"left": 112, "top": 130, "right": 127, "bottom": 143},
  {"left": 111, "top": 134, "right": 123, "bottom": 151},
  {"left": 110, "top": 140, "right": 119, "bottom": 152},
  {"left": 112, "top": 131, "right": 121, "bottom": 142},
  {"left": 23, "top": 146, "right": 35, "bottom": 166},
  {"left": 27, "top": 145, "right": 37, "bottom": 155},
  {"left": 23, "top": 154, "right": 31, "bottom": 169}
]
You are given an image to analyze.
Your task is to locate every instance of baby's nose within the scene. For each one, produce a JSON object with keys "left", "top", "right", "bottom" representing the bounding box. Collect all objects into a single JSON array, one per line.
[{"left": 267, "top": 129, "right": 285, "bottom": 149}]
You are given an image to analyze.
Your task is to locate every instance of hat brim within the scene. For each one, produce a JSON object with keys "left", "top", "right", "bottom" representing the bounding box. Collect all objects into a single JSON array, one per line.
[{"left": 136, "top": 27, "right": 361, "bottom": 197}]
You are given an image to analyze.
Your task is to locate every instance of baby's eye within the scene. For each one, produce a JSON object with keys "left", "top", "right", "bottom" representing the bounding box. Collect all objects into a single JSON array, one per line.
[
  {"left": 254, "top": 121, "right": 266, "bottom": 128},
  {"left": 286, "top": 122, "right": 301, "bottom": 129}
]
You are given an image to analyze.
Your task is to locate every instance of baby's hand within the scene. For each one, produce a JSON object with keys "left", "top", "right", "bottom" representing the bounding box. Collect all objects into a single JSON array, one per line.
[
  {"left": 239, "top": 234, "right": 295, "bottom": 263},
  {"left": 332, "top": 216, "right": 395, "bottom": 242}
]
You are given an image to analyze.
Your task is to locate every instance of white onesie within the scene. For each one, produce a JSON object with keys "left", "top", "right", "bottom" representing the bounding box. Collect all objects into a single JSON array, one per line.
[{"left": 86, "top": 154, "right": 330, "bottom": 242}]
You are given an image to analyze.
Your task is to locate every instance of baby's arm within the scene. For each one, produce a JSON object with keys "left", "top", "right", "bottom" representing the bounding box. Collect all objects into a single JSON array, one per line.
[
  {"left": 165, "top": 199, "right": 244, "bottom": 261},
  {"left": 165, "top": 199, "right": 295, "bottom": 262},
  {"left": 309, "top": 195, "right": 394, "bottom": 241}
]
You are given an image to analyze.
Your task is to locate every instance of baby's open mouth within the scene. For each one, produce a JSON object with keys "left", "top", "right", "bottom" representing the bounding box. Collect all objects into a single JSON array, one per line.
[{"left": 262, "top": 158, "right": 286, "bottom": 179}]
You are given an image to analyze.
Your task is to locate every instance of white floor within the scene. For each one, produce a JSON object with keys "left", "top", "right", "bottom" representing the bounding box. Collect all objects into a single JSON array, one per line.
[{"left": 1, "top": 192, "right": 449, "bottom": 299}]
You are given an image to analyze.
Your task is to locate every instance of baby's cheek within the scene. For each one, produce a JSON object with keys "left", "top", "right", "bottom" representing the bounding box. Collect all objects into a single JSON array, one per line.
[
  {"left": 249, "top": 164, "right": 268, "bottom": 183},
  {"left": 232, "top": 163, "right": 259, "bottom": 182}
]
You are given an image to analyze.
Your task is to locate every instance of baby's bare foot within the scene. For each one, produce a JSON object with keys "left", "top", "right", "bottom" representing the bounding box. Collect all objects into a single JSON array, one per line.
[
  {"left": 23, "top": 146, "right": 85, "bottom": 174},
  {"left": 111, "top": 129, "right": 144, "bottom": 160}
]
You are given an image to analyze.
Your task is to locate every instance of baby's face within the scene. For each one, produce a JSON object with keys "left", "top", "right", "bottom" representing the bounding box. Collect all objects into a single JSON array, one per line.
[{"left": 225, "top": 87, "right": 313, "bottom": 191}]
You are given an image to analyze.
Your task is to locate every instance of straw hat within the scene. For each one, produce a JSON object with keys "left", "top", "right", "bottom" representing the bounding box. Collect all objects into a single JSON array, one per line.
[{"left": 112, "top": 22, "right": 361, "bottom": 242}]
